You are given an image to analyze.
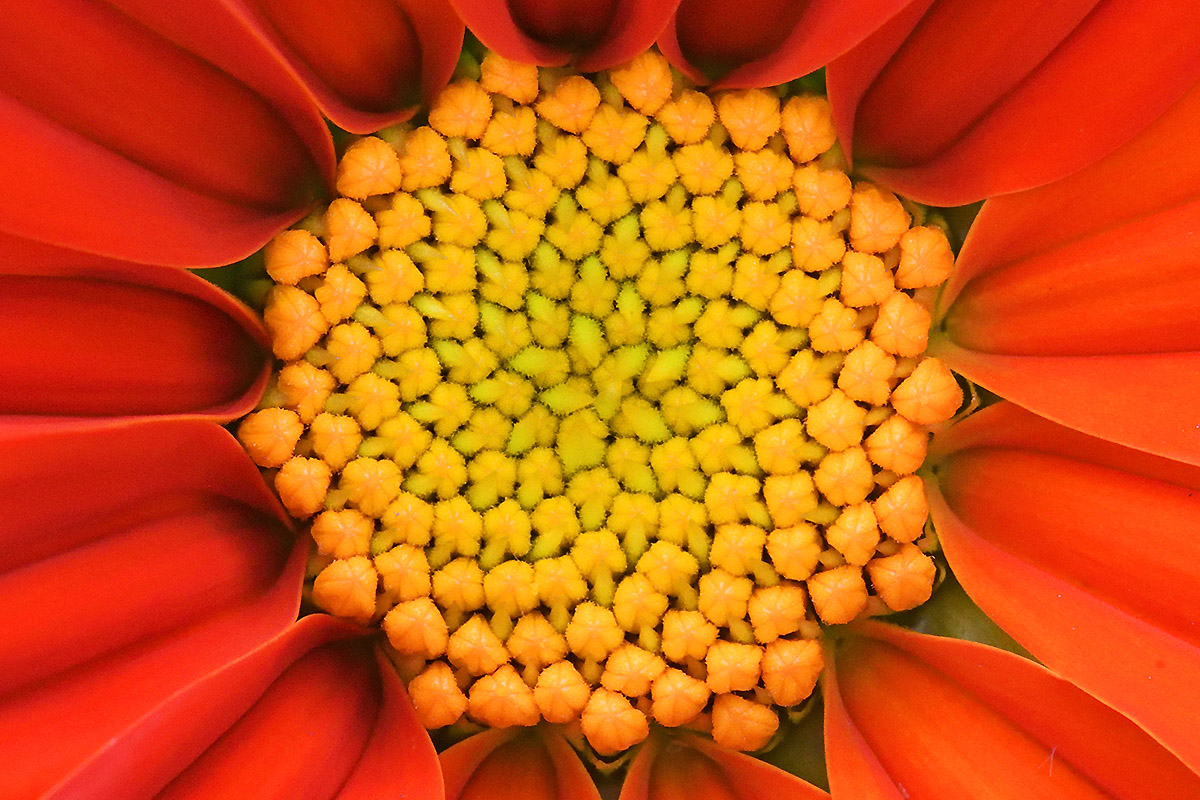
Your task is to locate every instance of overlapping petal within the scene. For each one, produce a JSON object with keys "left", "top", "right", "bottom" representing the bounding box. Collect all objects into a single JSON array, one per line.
[
  {"left": 0, "top": 419, "right": 305, "bottom": 799},
  {"left": 49, "top": 615, "right": 437, "bottom": 800},
  {"left": 0, "top": 241, "right": 270, "bottom": 421},
  {"left": 0, "top": 0, "right": 335, "bottom": 267},
  {"left": 622, "top": 732, "right": 829, "bottom": 800},
  {"left": 658, "top": 0, "right": 910, "bottom": 88},
  {"left": 928, "top": 403, "right": 1200, "bottom": 775},
  {"left": 828, "top": 0, "right": 1200, "bottom": 205},
  {"left": 825, "top": 620, "right": 1200, "bottom": 799},
  {"left": 934, "top": 79, "right": 1200, "bottom": 466},
  {"left": 450, "top": 0, "right": 678, "bottom": 71},
  {"left": 233, "top": 0, "right": 464, "bottom": 133},
  {"left": 442, "top": 728, "right": 600, "bottom": 800}
]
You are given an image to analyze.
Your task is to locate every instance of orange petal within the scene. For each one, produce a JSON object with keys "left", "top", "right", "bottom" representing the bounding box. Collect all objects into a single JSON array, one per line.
[
  {"left": 51, "top": 616, "right": 439, "bottom": 800},
  {"left": 452, "top": 0, "right": 678, "bottom": 71},
  {"left": 621, "top": 731, "right": 829, "bottom": 800},
  {"left": 0, "top": 253, "right": 270, "bottom": 421},
  {"left": 0, "top": 0, "right": 334, "bottom": 266},
  {"left": 237, "top": 0, "right": 464, "bottom": 133},
  {"left": 658, "top": 0, "right": 911, "bottom": 88},
  {"left": 927, "top": 402, "right": 1200, "bottom": 775},
  {"left": 826, "top": 620, "right": 1200, "bottom": 799},
  {"left": 0, "top": 419, "right": 305, "bottom": 799},
  {"left": 442, "top": 728, "right": 601, "bottom": 800},
  {"left": 829, "top": 0, "right": 1200, "bottom": 205}
]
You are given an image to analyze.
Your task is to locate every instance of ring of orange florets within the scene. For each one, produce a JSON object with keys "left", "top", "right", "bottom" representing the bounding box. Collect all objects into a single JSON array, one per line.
[{"left": 238, "top": 49, "right": 962, "bottom": 757}]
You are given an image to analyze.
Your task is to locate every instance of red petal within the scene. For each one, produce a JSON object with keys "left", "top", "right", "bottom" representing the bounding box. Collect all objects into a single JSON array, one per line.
[
  {"left": 234, "top": 0, "right": 464, "bottom": 134},
  {"left": 443, "top": 728, "right": 601, "bottom": 800},
  {"left": 952, "top": 82, "right": 1200, "bottom": 302},
  {"left": 928, "top": 402, "right": 1200, "bottom": 775},
  {"left": 51, "top": 616, "right": 439, "bottom": 800},
  {"left": 0, "top": 0, "right": 334, "bottom": 266},
  {"left": 826, "top": 621, "right": 1200, "bottom": 799},
  {"left": 622, "top": 732, "right": 829, "bottom": 800},
  {"left": 828, "top": 0, "right": 1200, "bottom": 205},
  {"left": 0, "top": 419, "right": 304, "bottom": 799},
  {"left": 451, "top": 0, "right": 677, "bottom": 71},
  {"left": 0, "top": 255, "right": 270, "bottom": 421},
  {"left": 658, "top": 0, "right": 911, "bottom": 88}
]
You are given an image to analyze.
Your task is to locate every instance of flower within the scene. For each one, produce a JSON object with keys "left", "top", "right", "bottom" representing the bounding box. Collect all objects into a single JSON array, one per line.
[{"left": 4, "top": 1, "right": 1200, "bottom": 798}]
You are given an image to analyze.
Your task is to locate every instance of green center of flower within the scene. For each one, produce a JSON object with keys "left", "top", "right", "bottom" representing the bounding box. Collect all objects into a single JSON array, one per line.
[{"left": 237, "top": 50, "right": 961, "bottom": 757}]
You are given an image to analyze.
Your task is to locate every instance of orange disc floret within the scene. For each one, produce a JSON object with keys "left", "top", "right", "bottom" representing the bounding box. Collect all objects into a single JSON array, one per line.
[
  {"left": 791, "top": 217, "right": 847, "bottom": 272},
  {"left": 507, "top": 613, "right": 568, "bottom": 670},
  {"left": 896, "top": 226, "right": 956, "bottom": 289},
  {"left": 315, "top": 264, "right": 368, "bottom": 325},
  {"left": 807, "top": 297, "right": 864, "bottom": 353},
  {"left": 839, "top": 251, "right": 895, "bottom": 309},
  {"left": 762, "top": 473, "right": 818, "bottom": 528},
  {"left": 428, "top": 80, "right": 492, "bottom": 140},
  {"left": 865, "top": 414, "right": 928, "bottom": 475},
  {"left": 711, "top": 694, "right": 778, "bottom": 752},
  {"left": 382, "top": 597, "right": 448, "bottom": 659},
  {"left": 325, "top": 197, "right": 378, "bottom": 262},
  {"left": 566, "top": 602, "right": 625, "bottom": 662},
  {"left": 766, "top": 523, "right": 822, "bottom": 581},
  {"left": 837, "top": 340, "right": 896, "bottom": 407},
  {"left": 432, "top": 558, "right": 486, "bottom": 614},
  {"left": 792, "top": 164, "right": 851, "bottom": 220},
  {"left": 274, "top": 456, "right": 331, "bottom": 518},
  {"left": 336, "top": 136, "right": 404, "bottom": 200},
  {"left": 651, "top": 668, "right": 711, "bottom": 727},
  {"left": 656, "top": 89, "right": 715, "bottom": 145},
  {"left": 805, "top": 389, "right": 867, "bottom": 451},
  {"left": 537, "top": 75, "right": 602, "bottom": 133},
  {"left": 482, "top": 106, "right": 538, "bottom": 157},
  {"left": 264, "top": 228, "right": 327, "bottom": 285},
  {"left": 602, "top": 644, "right": 667, "bottom": 697},
  {"left": 484, "top": 560, "right": 540, "bottom": 618},
  {"left": 479, "top": 52, "right": 540, "bottom": 104},
  {"left": 761, "top": 638, "right": 823, "bottom": 707},
  {"left": 263, "top": 286, "right": 328, "bottom": 361},
  {"left": 781, "top": 94, "right": 837, "bottom": 163},
  {"left": 873, "top": 475, "right": 929, "bottom": 544},
  {"left": 609, "top": 50, "right": 674, "bottom": 115},
  {"left": 339, "top": 457, "right": 402, "bottom": 518},
  {"left": 825, "top": 503, "right": 881, "bottom": 566},
  {"left": 748, "top": 583, "right": 809, "bottom": 643},
  {"left": 310, "top": 508, "right": 374, "bottom": 559},
  {"left": 698, "top": 569, "right": 753, "bottom": 628},
  {"left": 398, "top": 127, "right": 453, "bottom": 191},
  {"left": 312, "top": 556, "right": 378, "bottom": 623},
  {"left": 375, "top": 543, "right": 431, "bottom": 602},
  {"left": 661, "top": 609, "right": 720, "bottom": 663},
  {"left": 237, "top": 408, "right": 303, "bottom": 469},
  {"left": 408, "top": 661, "right": 468, "bottom": 729},
  {"left": 309, "top": 412, "right": 363, "bottom": 471},
  {"left": 891, "top": 357, "right": 962, "bottom": 425},
  {"left": 532, "top": 661, "right": 591, "bottom": 725},
  {"left": 807, "top": 565, "right": 868, "bottom": 625},
  {"left": 277, "top": 361, "right": 336, "bottom": 424},
  {"left": 582, "top": 688, "right": 650, "bottom": 755},
  {"left": 469, "top": 664, "right": 540, "bottom": 728},
  {"left": 715, "top": 89, "right": 780, "bottom": 151},
  {"left": 812, "top": 446, "right": 875, "bottom": 506},
  {"left": 447, "top": 614, "right": 509, "bottom": 676},
  {"left": 867, "top": 543, "right": 937, "bottom": 612},
  {"left": 870, "top": 291, "right": 932, "bottom": 358},
  {"left": 705, "top": 641, "right": 763, "bottom": 693},
  {"left": 848, "top": 183, "right": 909, "bottom": 254}
]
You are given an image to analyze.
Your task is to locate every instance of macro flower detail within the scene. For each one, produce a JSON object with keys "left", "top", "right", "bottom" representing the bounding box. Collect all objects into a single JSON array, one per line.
[
  {"left": 6, "top": 1, "right": 1200, "bottom": 798},
  {"left": 241, "top": 48, "right": 961, "bottom": 759}
]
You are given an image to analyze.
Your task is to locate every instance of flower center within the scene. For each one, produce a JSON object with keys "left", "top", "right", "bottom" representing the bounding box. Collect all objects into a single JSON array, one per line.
[{"left": 237, "top": 50, "right": 961, "bottom": 757}]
